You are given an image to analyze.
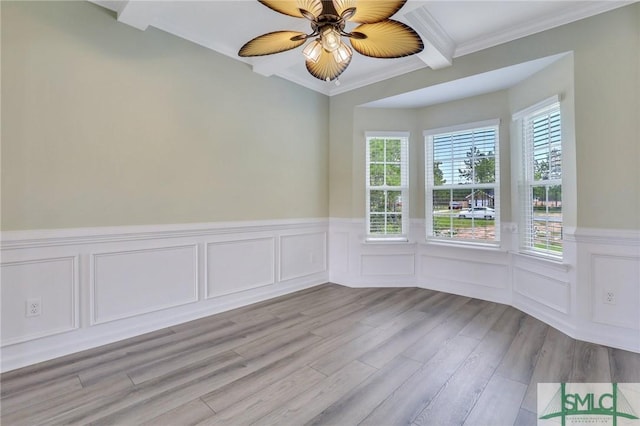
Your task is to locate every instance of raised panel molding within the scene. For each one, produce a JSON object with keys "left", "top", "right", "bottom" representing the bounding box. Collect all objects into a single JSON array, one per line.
[
  {"left": 2, "top": 219, "right": 639, "bottom": 370},
  {"left": 0, "top": 219, "right": 329, "bottom": 372},
  {"left": 329, "top": 231, "right": 349, "bottom": 274},
  {"left": 421, "top": 255, "right": 509, "bottom": 289},
  {"left": 90, "top": 245, "right": 198, "bottom": 324},
  {"left": 328, "top": 219, "right": 639, "bottom": 353},
  {"left": 206, "top": 237, "right": 275, "bottom": 298},
  {"left": 513, "top": 266, "right": 570, "bottom": 314},
  {"left": 361, "top": 254, "right": 415, "bottom": 276},
  {"left": 280, "top": 232, "right": 327, "bottom": 281},
  {"left": 590, "top": 254, "right": 640, "bottom": 330},
  {"left": 1, "top": 256, "right": 79, "bottom": 346}
]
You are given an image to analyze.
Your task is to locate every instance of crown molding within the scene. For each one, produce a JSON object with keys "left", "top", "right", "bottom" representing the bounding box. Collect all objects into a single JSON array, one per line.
[{"left": 454, "top": 1, "right": 634, "bottom": 58}]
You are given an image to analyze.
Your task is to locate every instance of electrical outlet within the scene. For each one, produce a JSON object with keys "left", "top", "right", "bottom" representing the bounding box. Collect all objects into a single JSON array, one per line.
[
  {"left": 604, "top": 291, "right": 616, "bottom": 305},
  {"left": 26, "top": 298, "right": 42, "bottom": 317}
]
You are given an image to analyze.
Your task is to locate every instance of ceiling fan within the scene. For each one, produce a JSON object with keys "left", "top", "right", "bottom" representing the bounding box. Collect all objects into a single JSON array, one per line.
[{"left": 238, "top": 0, "right": 424, "bottom": 82}]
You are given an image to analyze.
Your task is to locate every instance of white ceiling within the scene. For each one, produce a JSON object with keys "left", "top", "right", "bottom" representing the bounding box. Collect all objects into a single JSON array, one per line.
[
  {"left": 91, "top": 0, "right": 634, "bottom": 96},
  {"left": 362, "top": 52, "right": 569, "bottom": 108}
]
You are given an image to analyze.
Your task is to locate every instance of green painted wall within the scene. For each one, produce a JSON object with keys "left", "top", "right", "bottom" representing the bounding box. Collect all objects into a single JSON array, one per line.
[
  {"left": 1, "top": 1, "right": 330, "bottom": 230},
  {"left": 509, "top": 54, "right": 576, "bottom": 228},
  {"left": 2, "top": 2, "right": 638, "bottom": 232}
]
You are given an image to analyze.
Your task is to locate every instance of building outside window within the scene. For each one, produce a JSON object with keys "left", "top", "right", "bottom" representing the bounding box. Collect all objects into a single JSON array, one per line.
[{"left": 425, "top": 120, "right": 500, "bottom": 245}]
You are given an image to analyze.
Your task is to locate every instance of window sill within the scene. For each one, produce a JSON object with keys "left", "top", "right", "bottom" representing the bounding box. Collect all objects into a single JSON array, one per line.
[
  {"left": 422, "top": 238, "right": 504, "bottom": 252},
  {"left": 363, "top": 237, "right": 411, "bottom": 245}
]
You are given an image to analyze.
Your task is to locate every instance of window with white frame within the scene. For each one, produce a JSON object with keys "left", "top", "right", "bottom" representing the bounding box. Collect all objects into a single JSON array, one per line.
[
  {"left": 425, "top": 120, "right": 500, "bottom": 244},
  {"left": 365, "top": 132, "right": 409, "bottom": 239},
  {"left": 518, "top": 100, "right": 562, "bottom": 257}
]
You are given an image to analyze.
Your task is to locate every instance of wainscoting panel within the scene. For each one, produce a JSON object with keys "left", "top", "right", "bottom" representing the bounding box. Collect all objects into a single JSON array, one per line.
[
  {"left": 1, "top": 219, "right": 329, "bottom": 372},
  {"left": 91, "top": 245, "right": 198, "bottom": 325},
  {"left": 421, "top": 255, "right": 509, "bottom": 289},
  {"left": 329, "top": 231, "right": 349, "bottom": 276},
  {"left": 361, "top": 254, "right": 415, "bottom": 276},
  {"left": 590, "top": 254, "right": 640, "bottom": 330},
  {"left": 329, "top": 218, "right": 639, "bottom": 353},
  {"left": 2, "top": 219, "right": 638, "bottom": 370},
  {"left": 513, "top": 265, "right": 570, "bottom": 314},
  {"left": 570, "top": 228, "right": 640, "bottom": 352},
  {"left": 206, "top": 238, "right": 275, "bottom": 298},
  {"left": 280, "top": 232, "right": 327, "bottom": 281},
  {"left": 1, "top": 257, "right": 78, "bottom": 346}
]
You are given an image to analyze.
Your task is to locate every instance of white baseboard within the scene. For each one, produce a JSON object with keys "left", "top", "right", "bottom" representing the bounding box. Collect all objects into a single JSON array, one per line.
[{"left": 0, "top": 274, "right": 325, "bottom": 372}]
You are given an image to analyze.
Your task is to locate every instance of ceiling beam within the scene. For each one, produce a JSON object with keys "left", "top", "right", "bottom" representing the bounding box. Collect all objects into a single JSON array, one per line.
[
  {"left": 117, "top": 1, "right": 155, "bottom": 31},
  {"left": 404, "top": 6, "right": 455, "bottom": 70}
]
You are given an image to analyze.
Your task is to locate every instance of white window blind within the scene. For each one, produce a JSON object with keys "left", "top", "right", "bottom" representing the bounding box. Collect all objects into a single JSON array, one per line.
[
  {"left": 521, "top": 102, "right": 562, "bottom": 257},
  {"left": 365, "top": 133, "right": 409, "bottom": 238},
  {"left": 425, "top": 120, "right": 500, "bottom": 244}
]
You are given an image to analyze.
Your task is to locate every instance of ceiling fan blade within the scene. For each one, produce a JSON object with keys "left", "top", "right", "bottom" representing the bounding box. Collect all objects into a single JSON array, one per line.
[
  {"left": 333, "top": 0, "right": 406, "bottom": 24},
  {"left": 239, "top": 31, "right": 307, "bottom": 57},
  {"left": 332, "top": 0, "right": 355, "bottom": 16},
  {"left": 305, "top": 48, "right": 351, "bottom": 81},
  {"left": 259, "top": 0, "right": 323, "bottom": 19},
  {"left": 350, "top": 20, "right": 423, "bottom": 58}
]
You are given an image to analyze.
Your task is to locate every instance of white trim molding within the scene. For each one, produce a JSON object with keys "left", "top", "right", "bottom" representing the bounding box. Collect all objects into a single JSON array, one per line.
[
  {"left": 2, "top": 219, "right": 637, "bottom": 371},
  {"left": 330, "top": 218, "right": 639, "bottom": 353},
  {"left": 453, "top": 1, "right": 632, "bottom": 58},
  {"left": 0, "top": 218, "right": 329, "bottom": 250},
  {"left": 567, "top": 227, "right": 640, "bottom": 246},
  {"left": 0, "top": 219, "right": 329, "bottom": 372}
]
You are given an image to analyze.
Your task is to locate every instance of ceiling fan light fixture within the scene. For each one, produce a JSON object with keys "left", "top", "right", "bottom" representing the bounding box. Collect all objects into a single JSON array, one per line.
[
  {"left": 332, "top": 42, "right": 352, "bottom": 64},
  {"left": 302, "top": 39, "right": 323, "bottom": 63},
  {"left": 240, "top": 1, "right": 424, "bottom": 82},
  {"left": 320, "top": 26, "right": 341, "bottom": 52}
]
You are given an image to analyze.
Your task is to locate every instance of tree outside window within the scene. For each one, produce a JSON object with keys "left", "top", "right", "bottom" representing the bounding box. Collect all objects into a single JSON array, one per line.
[
  {"left": 366, "top": 134, "right": 409, "bottom": 238},
  {"left": 425, "top": 121, "right": 500, "bottom": 244}
]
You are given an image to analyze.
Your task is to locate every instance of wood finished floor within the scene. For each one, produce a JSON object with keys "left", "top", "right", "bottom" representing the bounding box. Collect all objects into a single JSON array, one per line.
[{"left": 2, "top": 284, "right": 639, "bottom": 426}]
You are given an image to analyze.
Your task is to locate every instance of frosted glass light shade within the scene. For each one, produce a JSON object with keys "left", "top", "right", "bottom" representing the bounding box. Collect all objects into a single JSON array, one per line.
[
  {"left": 302, "top": 40, "right": 322, "bottom": 63},
  {"left": 321, "top": 27, "right": 341, "bottom": 52},
  {"left": 333, "top": 42, "right": 352, "bottom": 64}
]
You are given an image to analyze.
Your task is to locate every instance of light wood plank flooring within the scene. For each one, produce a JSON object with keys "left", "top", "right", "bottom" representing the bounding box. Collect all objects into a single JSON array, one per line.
[{"left": 2, "top": 284, "right": 639, "bottom": 425}]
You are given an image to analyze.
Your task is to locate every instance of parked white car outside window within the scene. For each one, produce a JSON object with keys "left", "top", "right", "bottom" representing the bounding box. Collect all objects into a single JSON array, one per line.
[{"left": 457, "top": 207, "right": 495, "bottom": 219}]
